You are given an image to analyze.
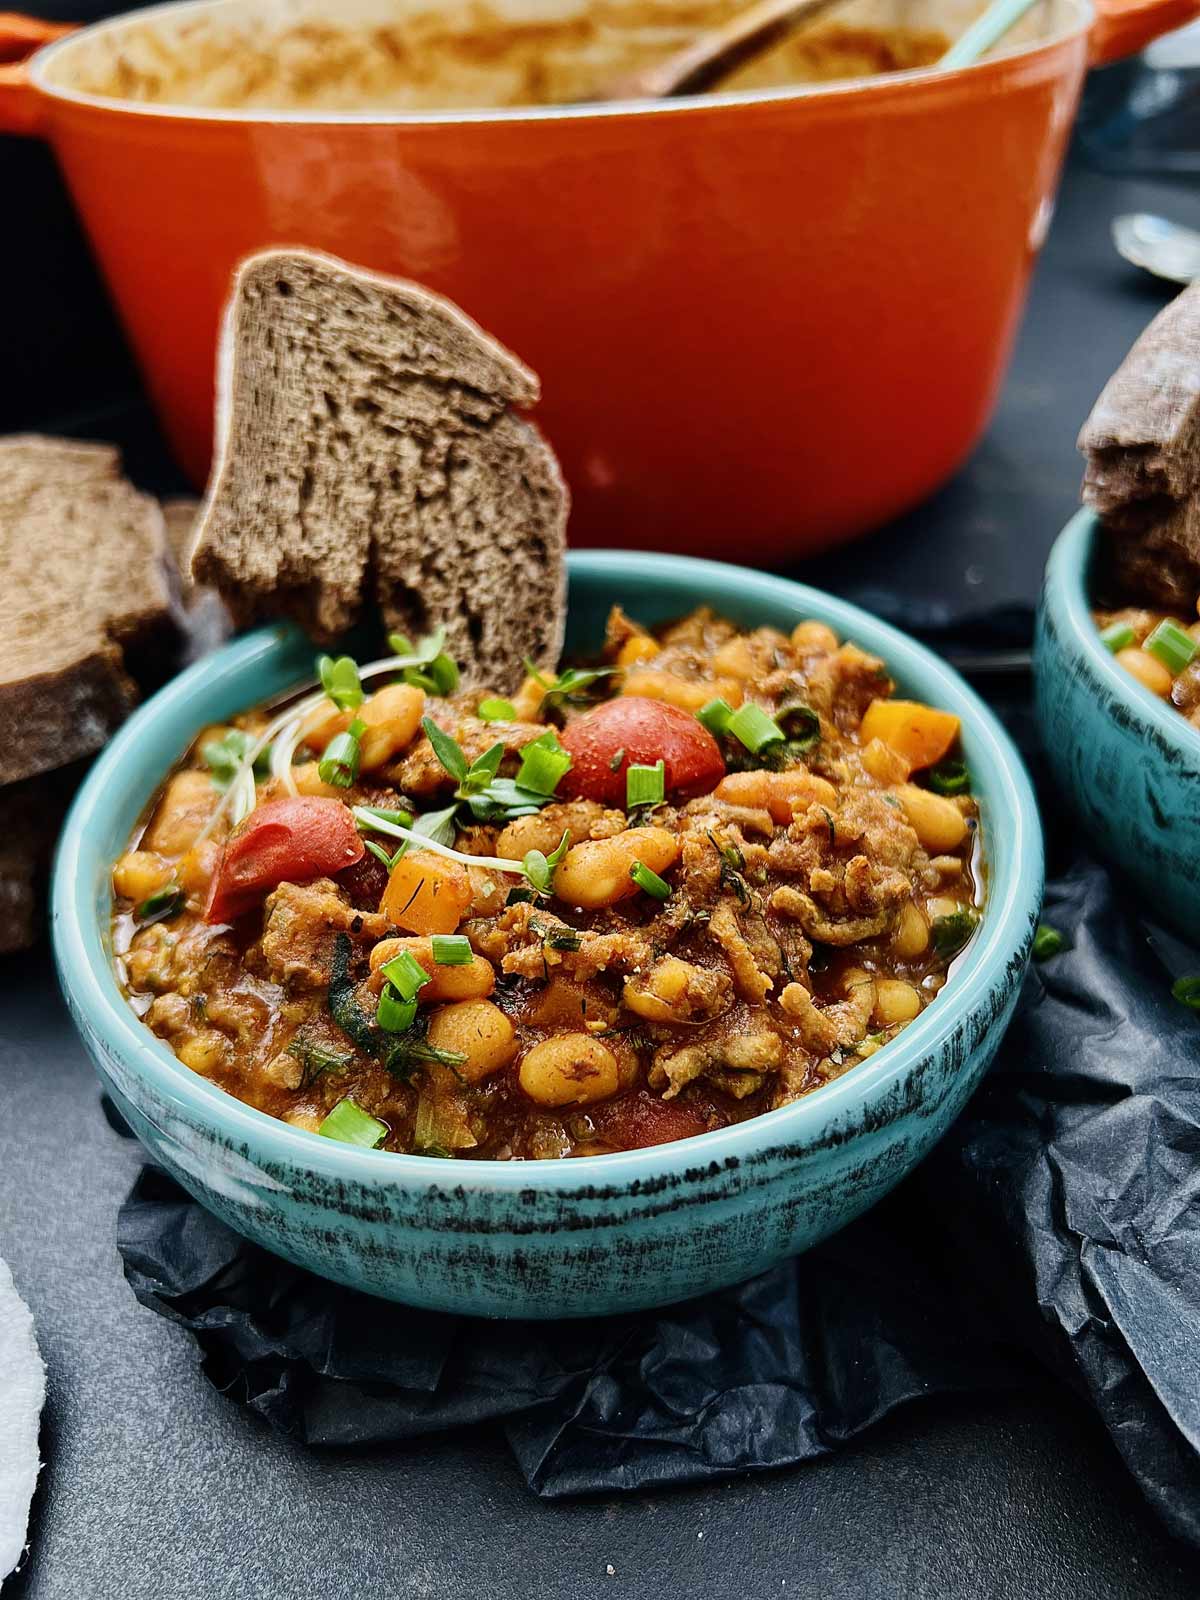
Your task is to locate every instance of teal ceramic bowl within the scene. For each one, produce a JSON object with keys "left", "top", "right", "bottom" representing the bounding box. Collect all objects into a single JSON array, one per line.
[
  {"left": 53, "top": 553, "right": 1043, "bottom": 1320},
  {"left": 1035, "top": 510, "right": 1200, "bottom": 937}
]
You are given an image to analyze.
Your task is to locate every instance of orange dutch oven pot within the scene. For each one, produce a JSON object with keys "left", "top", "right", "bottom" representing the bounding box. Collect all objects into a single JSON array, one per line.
[{"left": 0, "top": 0, "right": 1193, "bottom": 559}]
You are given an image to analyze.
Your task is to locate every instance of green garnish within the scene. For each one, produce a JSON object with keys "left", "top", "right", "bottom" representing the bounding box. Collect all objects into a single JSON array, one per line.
[
  {"left": 525, "top": 661, "right": 612, "bottom": 716},
  {"left": 357, "top": 805, "right": 414, "bottom": 830},
  {"left": 364, "top": 840, "right": 404, "bottom": 872},
  {"left": 411, "top": 803, "right": 460, "bottom": 850},
  {"left": 135, "top": 884, "right": 185, "bottom": 924},
  {"left": 377, "top": 986, "right": 418, "bottom": 1033},
  {"left": 1032, "top": 924, "right": 1067, "bottom": 962},
  {"left": 626, "top": 760, "right": 665, "bottom": 810},
  {"left": 529, "top": 917, "right": 583, "bottom": 952},
  {"left": 1144, "top": 618, "right": 1197, "bottom": 676},
  {"left": 201, "top": 728, "right": 270, "bottom": 790},
  {"left": 318, "top": 1098, "right": 388, "bottom": 1149},
  {"left": 629, "top": 860, "right": 672, "bottom": 900},
  {"left": 381, "top": 948, "right": 431, "bottom": 1003},
  {"left": 697, "top": 698, "right": 734, "bottom": 736},
  {"left": 318, "top": 718, "right": 365, "bottom": 789},
  {"left": 421, "top": 715, "right": 470, "bottom": 783},
  {"left": 317, "top": 654, "right": 365, "bottom": 712},
  {"left": 389, "top": 627, "right": 459, "bottom": 696},
  {"left": 777, "top": 703, "right": 820, "bottom": 750},
  {"left": 516, "top": 730, "right": 572, "bottom": 796},
  {"left": 431, "top": 934, "right": 474, "bottom": 966},
  {"left": 925, "top": 758, "right": 970, "bottom": 797},
  {"left": 727, "top": 702, "right": 785, "bottom": 754},
  {"left": 286, "top": 1036, "right": 353, "bottom": 1089},
  {"left": 477, "top": 697, "right": 518, "bottom": 722},
  {"left": 931, "top": 908, "right": 979, "bottom": 957},
  {"left": 522, "top": 831, "right": 570, "bottom": 896},
  {"left": 1099, "top": 621, "right": 1135, "bottom": 653},
  {"left": 1171, "top": 976, "right": 1200, "bottom": 1010}
]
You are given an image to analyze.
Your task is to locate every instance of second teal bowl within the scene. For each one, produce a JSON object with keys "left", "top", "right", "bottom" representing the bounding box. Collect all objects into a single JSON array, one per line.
[
  {"left": 1035, "top": 510, "right": 1200, "bottom": 936},
  {"left": 53, "top": 552, "right": 1043, "bottom": 1319}
]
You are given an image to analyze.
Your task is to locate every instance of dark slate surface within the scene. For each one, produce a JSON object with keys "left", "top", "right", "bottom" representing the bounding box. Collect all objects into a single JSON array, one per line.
[{"left": 6, "top": 101, "right": 1200, "bottom": 1596}]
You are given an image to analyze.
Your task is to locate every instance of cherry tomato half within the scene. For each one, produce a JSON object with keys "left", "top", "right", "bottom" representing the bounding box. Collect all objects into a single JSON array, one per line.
[
  {"left": 205, "top": 796, "right": 364, "bottom": 923},
  {"left": 558, "top": 697, "right": 725, "bottom": 806}
]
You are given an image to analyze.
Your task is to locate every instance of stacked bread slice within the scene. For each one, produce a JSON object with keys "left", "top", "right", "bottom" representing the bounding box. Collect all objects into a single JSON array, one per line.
[{"left": 0, "top": 436, "right": 179, "bottom": 950}]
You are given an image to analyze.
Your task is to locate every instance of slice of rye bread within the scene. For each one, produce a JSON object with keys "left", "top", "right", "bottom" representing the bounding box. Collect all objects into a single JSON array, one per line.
[
  {"left": 0, "top": 435, "right": 176, "bottom": 787},
  {"left": 189, "top": 248, "right": 569, "bottom": 683},
  {"left": 1079, "top": 280, "right": 1200, "bottom": 610}
]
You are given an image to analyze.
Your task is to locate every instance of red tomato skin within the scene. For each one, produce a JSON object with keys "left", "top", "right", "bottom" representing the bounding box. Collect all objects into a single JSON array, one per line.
[
  {"left": 591, "top": 1091, "right": 719, "bottom": 1150},
  {"left": 558, "top": 697, "right": 725, "bottom": 805},
  {"left": 204, "top": 796, "right": 364, "bottom": 923}
]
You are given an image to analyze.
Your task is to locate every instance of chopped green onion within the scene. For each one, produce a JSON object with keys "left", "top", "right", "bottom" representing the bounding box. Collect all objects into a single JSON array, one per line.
[
  {"left": 317, "top": 654, "right": 364, "bottom": 712},
  {"left": 522, "top": 830, "right": 570, "bottom": 895},
  {"left": 1032, "top": 924, "right": 1067, "bottom": 962},
  {"left": 380, "top": 948, "right": 431, "bottom": 1003},
  {"left": 1144, "top": 618, "right": 1197, "bottom": 676},
  {"left": 318, "top": 1098, "right": 388, "bottom": 1148},
  {"left": 931, "top": 908, "right": 979, "bottom": 958},
  {"left": 1099, "top": 621, "right": 1135, "bottom": 654},
  {"left": 925, "top": 758, "right": 970, "bottom": 797},
  {"left": 1171, "top": 976, "right": 1200, "bottom": 1010},
  {"left": 697, "top": 698, "right": 734, "bottom": 736},
  {"left": 377, "top": 985, "right": 418, "bottom": 1033},
  {"left": 431, "top": 934, "right": 474, "bottom": 966},
  {"left": 626, "top": 760, "right": 665, "bottom": 810},
  {"left": 135, "top": 884, "right": 184, "bottom": 923},
  {"left": 317, "top": 720, "right": 364, "bottom": 789},
  {"left": 478, "top": 698, "right": 518, "bottom": 723},
  {"left": 530, "top": 916, "right": 583, "bottom": 952},
  {"left": 516, "top": 730, "right": 572, "bottom": 796},
  {"left": 506, "top": 885, "right": 537, "bottom": 906},
  {"left": 777, "top": 703, "right": 820, "bottom": 750},
  {"left": 421, "top": 716, "right": 469, "bottom": 783},
  {"left": 629, "top": 860, "right": 672, "bottom": 900},
  {"left": 357, "top": 805, "right": 414, "bottom": 831},
  {"left": 727, "top": 702, "right": 785, "bottom": 754}
]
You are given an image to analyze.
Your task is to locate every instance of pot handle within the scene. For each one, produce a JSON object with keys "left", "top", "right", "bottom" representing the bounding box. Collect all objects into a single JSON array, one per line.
[
  {"left": 1090, "top": 0, "right": 1200, "bottom": 64},
  {"left": 0, "top": 13, "right": 75, "bottom": 137}
]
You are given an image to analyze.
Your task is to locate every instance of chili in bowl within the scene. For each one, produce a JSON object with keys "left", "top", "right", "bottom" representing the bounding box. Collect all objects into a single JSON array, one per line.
[{"left": 55, "top": 552, "right": 1042, "bottom": 1318}]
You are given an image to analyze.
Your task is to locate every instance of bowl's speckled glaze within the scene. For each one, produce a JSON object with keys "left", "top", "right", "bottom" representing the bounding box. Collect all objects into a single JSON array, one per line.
[
  {"left": 53, "top": 552, "right": 1043, "bottom": 1319},
  {"left": 1034, "top": 510, "right": 1200, "bottom": 938}
]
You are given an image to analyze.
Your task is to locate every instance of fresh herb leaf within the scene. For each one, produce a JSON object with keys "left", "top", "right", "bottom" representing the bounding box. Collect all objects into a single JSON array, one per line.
[
  {"left": 317, "top": 654, "right": 365, "bottom": 712},
  {"left": 420, "top": 716, "right": 469, "bottom": 783},
  {"left": 477, "top": 697, "right": 517, "bottom": 723},
  {"left": 286, "top": 1035, "right": 353, "bottom": 1089},
  {"left": 364, "top": 838, "right": 403, "bottom": 872},
  {"left": 522, "top": 830, "right": 570, "bottom": 896},
  {"left": 410, "top": 803, "right": 460, "bottom": 850},
  {"left": 524, "top": 661, "right": 613, "bottom": 716}
]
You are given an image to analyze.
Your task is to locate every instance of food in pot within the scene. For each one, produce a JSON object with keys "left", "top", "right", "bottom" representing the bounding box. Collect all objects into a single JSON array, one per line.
[
  {"left": 1093, "top": 603, "right": 1200, "bottom": 725},
  {"left": 112, "top": 606, "right": 983, "bottom": 1159}
]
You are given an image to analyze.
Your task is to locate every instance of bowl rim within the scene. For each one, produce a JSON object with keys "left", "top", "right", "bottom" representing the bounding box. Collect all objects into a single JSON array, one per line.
[
  {"left": 30, "top": 0, "right": 1092, "bottom": 127},
  {"left": 1046, "top": 508, "right": 1200, "bottom": 766},
  {"left": 52, "top": 548, "right": 1043, "bottom": 1193}
]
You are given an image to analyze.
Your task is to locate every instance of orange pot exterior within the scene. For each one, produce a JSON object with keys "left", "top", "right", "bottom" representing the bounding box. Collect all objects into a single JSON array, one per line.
[{"left": 0, "top": 16, "right": 1134, "bottom": 559}]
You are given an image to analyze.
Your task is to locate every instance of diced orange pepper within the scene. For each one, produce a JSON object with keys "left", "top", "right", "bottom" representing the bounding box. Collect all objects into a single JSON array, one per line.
[
  {"left": 858, "top": 699, "right": 959, "bottom": 772},
  {"left": 379, "top": 851, "right": 473, "bottom": 935}
]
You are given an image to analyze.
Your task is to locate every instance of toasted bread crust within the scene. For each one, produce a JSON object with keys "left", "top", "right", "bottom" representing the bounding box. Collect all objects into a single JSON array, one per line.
[{"left": 191, "top": 248, "right": 568, "bottom": 683}]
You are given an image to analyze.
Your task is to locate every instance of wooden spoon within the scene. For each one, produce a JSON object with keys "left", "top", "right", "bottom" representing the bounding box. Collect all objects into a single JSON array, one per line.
[
  {"left": 584, "top": 0, "right": 1042, "bottom": 102},
  {"left": 586, "top": 0, "right": 845, "bottom": 101}
]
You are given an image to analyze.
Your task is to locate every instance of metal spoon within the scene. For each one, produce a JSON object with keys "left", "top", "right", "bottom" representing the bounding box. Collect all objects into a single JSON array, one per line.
[{"left": 1113, "top": 212, "right": 1200, "bottom": 285}]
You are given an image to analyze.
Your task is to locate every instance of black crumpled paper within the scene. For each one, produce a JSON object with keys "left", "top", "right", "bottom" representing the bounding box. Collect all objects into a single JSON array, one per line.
[{"left": 111, "top": 682, "right": 1200, "bottom": 1542}]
